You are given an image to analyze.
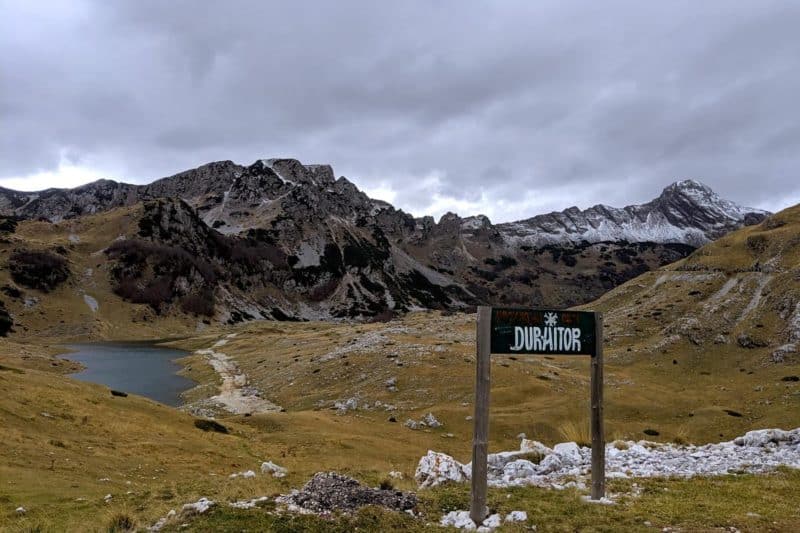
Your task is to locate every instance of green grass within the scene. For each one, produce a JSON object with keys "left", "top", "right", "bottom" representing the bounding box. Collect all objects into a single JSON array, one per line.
[{"left": 151, "top": 469, "right": 800, "bottom": 532}]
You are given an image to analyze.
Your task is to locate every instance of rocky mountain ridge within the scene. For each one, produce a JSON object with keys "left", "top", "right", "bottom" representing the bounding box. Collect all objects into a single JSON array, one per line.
[{"left": 0, "top": 159, "right": 770, "bottom": 324}]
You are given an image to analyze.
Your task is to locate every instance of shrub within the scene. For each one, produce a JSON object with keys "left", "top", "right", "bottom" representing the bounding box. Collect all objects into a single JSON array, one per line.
[
  {"left": 369, "top": 310, "right": 396, "bottom": 323},
  {"left": 107, "top": 513, "right": 136, "bottom": 532},
  {"left": 0, "top": 216, "right": 18, "bottom": 233},
  {"left": 194, "top": 419, "right": 229, "bottom": 433},
  {"left": 558, "top": 420, "right": 591, "bottom": 447},
  {"left": 0, "top": 300, "right": 12, "bottom": 337},
  {"left": 180, "top": 289, "right": 216, "bottom": 317},
  {"left": 8, "top": 250, "right": 70, "bottom": 291}
]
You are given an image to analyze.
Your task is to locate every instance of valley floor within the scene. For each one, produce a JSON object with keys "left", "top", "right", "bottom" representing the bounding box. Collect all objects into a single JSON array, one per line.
[{"left": 1, "top": 310, "right": 799, "bottom": 531}]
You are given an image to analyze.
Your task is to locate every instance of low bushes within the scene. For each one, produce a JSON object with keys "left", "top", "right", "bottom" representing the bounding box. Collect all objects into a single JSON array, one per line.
[{"left": 8, "top": 250, "right": 70, "bottom": 292}]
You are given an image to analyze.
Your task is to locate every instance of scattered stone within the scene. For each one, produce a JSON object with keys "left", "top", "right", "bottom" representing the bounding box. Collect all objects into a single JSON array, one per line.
[
  {"left": 505, "top": 510, "right": 527, "bottom": 523},
  {"left": 229, "top": 470, "right": 256, "bottom": 479},
  {"left": 388, "top": 471, "right": 404, "bottom": 479},
  {"left": 385, "top": 376, "right": 398, "bottom": 391},
  {"left": 582, "top": 495, "right": 616, "bottom": 505},
  {"left": 334, "top": 397, "right": 358, "bottom": 414},
  {"left": 278, "top": 472, "right": 416, "bottom": 514},
  {"left": 417, "top": 427, "right": 800, "bottom": 489},
  {"left": 15, "top": 507, "right": 25, "bottom": 514},
  {"left": 104, "top": 494, "right": 112, "bottom": 503},
  {"left": 440, "top": 510, "right": 476, "bottom": 529},
  {"left": 771, "top": 344, "right": 796, "bottom": 363},
  {"left": 261, "top": 461, "right": 287, "bottom": 478},
  {"left": 149, "top": 509, "right": 177, "bottom": 531},
  {"left": 229, "top": 496, "right": 271, "bottom": 510},
  {"left": 180, "top": 498, "right": 215, "bottom": 517},
  {"left": 440, "top": 510, "right": 511, "bottom": 531},
  {"left": 422, "top": 412, "right": 442, "bottom": 428},
  {"left": 405, "top": 419, "right": 420, "bottom": 430}
]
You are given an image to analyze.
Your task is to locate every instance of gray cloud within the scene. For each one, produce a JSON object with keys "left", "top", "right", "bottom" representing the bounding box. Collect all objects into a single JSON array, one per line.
[{"left": 1, "top": 0, "right": 799, "bottom": 221}]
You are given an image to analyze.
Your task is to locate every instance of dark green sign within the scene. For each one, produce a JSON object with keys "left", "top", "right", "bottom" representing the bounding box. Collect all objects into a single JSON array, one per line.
[{"left": 490, "top": 308, "right": 597, "bottom": 356}]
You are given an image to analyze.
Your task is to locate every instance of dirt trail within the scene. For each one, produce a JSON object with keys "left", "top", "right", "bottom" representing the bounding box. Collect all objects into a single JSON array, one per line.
[{"left": 195, "top": 334, "right": 281, "bottom": 415}]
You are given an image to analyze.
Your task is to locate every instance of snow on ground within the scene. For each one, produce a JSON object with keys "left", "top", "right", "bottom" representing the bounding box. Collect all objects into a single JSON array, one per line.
[{"left": 416, "top": 428, "right": 800, "bottom": 490}]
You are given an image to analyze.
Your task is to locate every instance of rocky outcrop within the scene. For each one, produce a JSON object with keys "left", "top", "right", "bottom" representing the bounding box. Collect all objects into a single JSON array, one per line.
[
  {"left": 498, "top": 180, "right": 768, "bottom": 248},
  {"left": 0, "top": 159, "right": 768, "bottom": 320}
]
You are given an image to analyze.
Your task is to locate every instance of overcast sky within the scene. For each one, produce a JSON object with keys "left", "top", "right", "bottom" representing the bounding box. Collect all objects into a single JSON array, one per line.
[{"left": 2, "top": 1, "right": 799, "bottom": 222}]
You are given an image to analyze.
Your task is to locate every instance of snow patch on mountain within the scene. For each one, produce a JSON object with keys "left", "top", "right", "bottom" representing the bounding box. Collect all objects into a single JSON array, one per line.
[{"left": 496, "top": 179, "right": 768, "bottom": 248}]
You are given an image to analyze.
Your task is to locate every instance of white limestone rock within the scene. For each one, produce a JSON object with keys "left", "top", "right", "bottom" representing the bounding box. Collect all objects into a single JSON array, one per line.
[
  {"left": 261, "top": 461, "right": 287, "bottom": 478},
  {"left": 415, "top": 450, "right": 468, "bottom": 488},
  {"left": 505, "top": 510, "right": 528, "bottom": 522}
]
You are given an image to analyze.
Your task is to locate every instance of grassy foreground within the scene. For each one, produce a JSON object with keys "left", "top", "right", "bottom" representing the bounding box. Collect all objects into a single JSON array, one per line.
[{"left": 158, "top": 470, "right": 800, "bottom": 532}]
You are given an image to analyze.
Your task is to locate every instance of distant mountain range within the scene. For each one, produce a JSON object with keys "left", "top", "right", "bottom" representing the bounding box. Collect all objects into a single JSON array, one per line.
[{"left": 0, "top": 159, "right": 769, "bottom": 326}]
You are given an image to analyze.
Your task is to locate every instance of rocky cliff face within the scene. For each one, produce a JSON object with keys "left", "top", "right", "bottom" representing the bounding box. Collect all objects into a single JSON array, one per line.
[
  {"left": 497, "top": 180, "right": 768, "bottom": 248},
  {"left": 0, "top": 161, "right": 769, "bottom": 321}
]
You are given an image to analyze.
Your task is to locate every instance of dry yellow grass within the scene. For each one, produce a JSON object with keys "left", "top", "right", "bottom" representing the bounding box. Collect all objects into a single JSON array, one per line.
[{"left": 1, "top": 205, "right": 800, "bottom": 530}]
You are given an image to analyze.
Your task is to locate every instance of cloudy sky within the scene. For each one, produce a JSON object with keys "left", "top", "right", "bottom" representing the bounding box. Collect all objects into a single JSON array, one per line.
[{"left": 2, "top": 1, "right": 799, "bottom": 222}]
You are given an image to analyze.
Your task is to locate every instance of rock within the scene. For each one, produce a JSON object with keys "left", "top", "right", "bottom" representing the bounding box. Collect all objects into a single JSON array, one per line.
[
  {"left": 261, "top": 461, "right": 288, "bottom": 478},
  {"left": 415, "top": 451, "right": 468, "bottom": 488},
  {"left": 553, "top": 442, "right": 582, "bottom": 464},
  {"left": 771, "top": 344, "right": 796, "bottom": 363},
  {"left": 180, "top": 498, "right": 215, "bottom": 517},
  {"left": 229, "top": 470, "right": 256, "bottom": 479},
  {"left": 278, "top": 472, "right": 416, "bottom": 513},
  {"left": 104, "top": 494, "right": 112, "bottom": 503},
  {"left": 334, "top": 397, "right": 358, "bottom": 413},
  {"left": 520, "top": 439, "right": 553, "bottom": 456},
  {"left": 440, "top": 510, "right": 476, "bottom": 530},
  {"left": 505, "top": 510, "right": 527, "bottom": 522},
  {"left": 482, "top": 514, "right": 502, "bottom": 528},
  {"left": 388, "top": 470, "right": 404, "bottom": 479},
  {"left": 537, "top": 453, "right": 563, "bottom": 474},
  {"left": 405, "top": 419, "right": 420, "bottom": 430},
  {"left": 733, "top": 428, "right": 799, "bottom": 447},
  {"left": 385, "top": 376, "right": 398, "bottom": 391},
  {"left": 15, "top": 507, "right": 25, "bottom": 514},
  {"left": 110, "top": 389, "right": 128, "bottom": 398},
  {"left": 230, "top": 496, "right": 271, "bottom": 509},
  {"left": 502, "top": 460, "right": 537, "bottom": 481},
  {"left": 422, "top": 412, "right": 442, "bottom": 428}
]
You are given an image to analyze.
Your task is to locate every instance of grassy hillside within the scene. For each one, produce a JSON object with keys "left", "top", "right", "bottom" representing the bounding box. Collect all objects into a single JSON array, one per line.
[
  {"left": 0, "top": 208, "right": 203, "bottom": 343},
  {"left": 1, "top": 206, "right": 799, "bottom": 530}
]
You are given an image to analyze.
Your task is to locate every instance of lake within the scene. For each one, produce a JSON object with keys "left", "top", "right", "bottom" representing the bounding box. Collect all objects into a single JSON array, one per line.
[{"left": 65, "top": 342, "right": 194, "bottom": 406}]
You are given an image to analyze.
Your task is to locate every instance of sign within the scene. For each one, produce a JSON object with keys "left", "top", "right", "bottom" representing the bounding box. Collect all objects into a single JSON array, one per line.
[
  {"left": 470, "top": 306, "right": 605, "bottom": 524},
  {"left": 490, "top": 308, "right": 597, "bottom": 356}
]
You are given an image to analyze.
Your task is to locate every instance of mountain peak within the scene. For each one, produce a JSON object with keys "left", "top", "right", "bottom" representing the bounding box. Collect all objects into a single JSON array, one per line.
[{"left": 660, "top": 179, "right": 716, "bottom": 200}]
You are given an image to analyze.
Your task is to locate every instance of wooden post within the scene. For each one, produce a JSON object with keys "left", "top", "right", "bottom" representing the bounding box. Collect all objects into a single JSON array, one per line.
[
  {"left": 590, "top": 312, "right": 605, "bottom": 500},
  {"left": 470, "top": 306, "right": 492, "bottom": 524}
]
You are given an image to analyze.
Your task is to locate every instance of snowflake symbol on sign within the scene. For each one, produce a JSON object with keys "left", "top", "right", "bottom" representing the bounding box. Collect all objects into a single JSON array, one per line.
[{"left": 544, "top": 312, "right": 558, "bottom": 327}]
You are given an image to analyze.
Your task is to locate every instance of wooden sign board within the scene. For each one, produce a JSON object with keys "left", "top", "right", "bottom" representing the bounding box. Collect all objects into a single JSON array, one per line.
[
  {"left": 470, "top": 306, "right": 605, "bottom": 524},
  {"left": 490, "top": 308, "right": 597, "bottom": 356}
]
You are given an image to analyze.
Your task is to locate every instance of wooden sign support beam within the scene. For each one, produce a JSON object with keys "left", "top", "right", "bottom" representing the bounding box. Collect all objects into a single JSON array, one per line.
[
  {"left": 590, "top": 313, "right": 605, "bottom": 500},
  {"left": 470, "top": 306, "right": 605, "bottom": 524},
  {"left": 470, "top": 306, "right": 492, "bottom": 524}
]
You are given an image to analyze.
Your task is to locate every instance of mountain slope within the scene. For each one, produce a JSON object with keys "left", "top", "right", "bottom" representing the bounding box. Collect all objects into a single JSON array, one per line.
[
  {"left": 587, "top": 203, "right": 800, "bottom": 366},
  {"left": 0, "top": 159, "right": 770, "bottom": 328},
  {"left": 498, "top": 179, "right": 767, "bottom": 248}
]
